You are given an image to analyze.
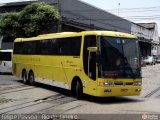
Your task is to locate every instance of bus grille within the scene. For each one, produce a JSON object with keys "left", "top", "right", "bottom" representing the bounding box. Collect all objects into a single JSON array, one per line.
[{"left": 114, "top": 82, "right": 133, "bottom": 85}]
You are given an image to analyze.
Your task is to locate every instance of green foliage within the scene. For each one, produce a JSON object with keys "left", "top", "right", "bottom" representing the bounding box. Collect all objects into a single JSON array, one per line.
[
  {"left": 0, "top": 12, "right": 20, "bottom": 42},
  {"left": 19, "top": 2, "right": 61, "bottom": 37},
  {"left": 0, "top": 2, "right": 61, "bottom": 42}
]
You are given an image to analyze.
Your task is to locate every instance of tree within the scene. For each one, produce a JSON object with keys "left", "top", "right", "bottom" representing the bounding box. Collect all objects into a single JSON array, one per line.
[
  {"left": 0, "top": 2, "right": 61, "bottom": 42},
  {"left": 19, "top": 2, "right": 61, "bottom": 37},
  {"left": 0, "top": 12, "right": 20, "bottom": 42}
]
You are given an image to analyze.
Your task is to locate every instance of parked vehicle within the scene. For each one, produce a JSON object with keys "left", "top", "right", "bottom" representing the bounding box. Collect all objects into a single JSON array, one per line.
[
  {"left": 0, "top": 49, "right": 13, "bottom": 73},
  {"left": 156, "top": 55, "right": 160, "bottom": 63},
  {"left": 144, "top": 56, "right": 156, "bottom": 65},
  {"left": 141, "top": 57, "right": 146, "bottom": 67}
]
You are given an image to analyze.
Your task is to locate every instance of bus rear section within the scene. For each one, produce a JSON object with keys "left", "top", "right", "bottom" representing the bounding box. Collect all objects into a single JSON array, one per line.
[{"left": 0, "top": 50, "right": 12, "bottom": 73}]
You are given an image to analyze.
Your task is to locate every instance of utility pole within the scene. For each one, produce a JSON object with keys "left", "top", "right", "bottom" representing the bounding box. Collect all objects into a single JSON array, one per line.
[{"left": 118, "top": 3, "right": 120, "bottom": 16}]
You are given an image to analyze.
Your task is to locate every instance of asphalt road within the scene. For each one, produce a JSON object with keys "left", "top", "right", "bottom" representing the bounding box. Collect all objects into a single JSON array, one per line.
[{"left": 0, "top": 64, "right": 160, "bottom": 120}]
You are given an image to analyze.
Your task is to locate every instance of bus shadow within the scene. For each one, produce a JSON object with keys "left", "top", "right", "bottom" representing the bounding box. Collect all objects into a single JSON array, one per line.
[
  {"left": 0, "top": 73, "right": 13, "bottom": 75},
  {"left": 16, "top": 80, "right": 73, "bottom": 96},
  {"left": 81, "top": 95, "right": 143, "bottom": 104},
  {"left": 15, "top": 80, "right": 144, "bottom": 104}
]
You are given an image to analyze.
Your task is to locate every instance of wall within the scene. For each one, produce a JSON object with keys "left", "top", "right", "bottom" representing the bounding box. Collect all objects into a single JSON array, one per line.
[{"left": 131, "top": 23, "right": 152, "bottom": 41}]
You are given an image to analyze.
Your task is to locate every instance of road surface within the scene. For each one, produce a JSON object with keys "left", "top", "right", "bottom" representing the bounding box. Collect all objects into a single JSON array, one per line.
[{"left": 0, "top": 64, "right": 160, "bottom": 120}]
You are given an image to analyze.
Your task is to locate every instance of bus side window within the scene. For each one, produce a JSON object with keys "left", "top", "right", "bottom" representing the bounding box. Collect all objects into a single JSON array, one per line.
[
  {"left": 83, "top": 35, "right": 97, "bottom": 80},
  {"left": 58, "top": 37, "right": 81, "bottom": 56}
]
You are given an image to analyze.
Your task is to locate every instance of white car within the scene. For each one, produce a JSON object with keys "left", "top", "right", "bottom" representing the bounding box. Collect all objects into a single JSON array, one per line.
[{"left": 144, "top": 56, "right": 156, "bottom": 65}]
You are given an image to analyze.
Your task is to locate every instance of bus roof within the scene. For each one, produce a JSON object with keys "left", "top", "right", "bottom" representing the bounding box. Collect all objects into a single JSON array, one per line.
[
  {"left": 14, "top": 31, "right": 137, "bottom": 42},
  {"left": 83, "top": 31, "right": 137, "bottom": 38}
]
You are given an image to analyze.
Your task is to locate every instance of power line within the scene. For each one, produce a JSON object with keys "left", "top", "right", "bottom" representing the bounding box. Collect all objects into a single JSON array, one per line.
[
  {"left": 106, "top": 6, "right": 160, "bottom": 11},
  {"left": 62, "top": 6, "right": 160, "bottom": 22},
  {"left": 64, "top": 11, "right": 160, "bottom": 20}
]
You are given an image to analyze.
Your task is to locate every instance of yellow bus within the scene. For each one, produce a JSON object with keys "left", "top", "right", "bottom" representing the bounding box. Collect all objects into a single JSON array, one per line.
[{"left": 12, "top": 31, "right": 142, "bottom": 98}]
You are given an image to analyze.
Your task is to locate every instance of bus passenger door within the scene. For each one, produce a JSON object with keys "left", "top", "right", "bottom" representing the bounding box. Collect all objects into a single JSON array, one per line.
[
  {"left": 87, "top": 48, "right": 97, "bottom": 96},
  {"left": 83, "top": 35, "right": 98, "bottom": 95},
  {"left": 88, "top": 50, "right": 97, "bottom": 80}
]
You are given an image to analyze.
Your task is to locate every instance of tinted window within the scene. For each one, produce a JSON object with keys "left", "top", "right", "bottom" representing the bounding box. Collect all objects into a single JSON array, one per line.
[
  {"left": 37, "top": 40, "right": 54, "bottom": 55},
  {"left": 58, "top": 37, "right": 81, "bottom": 56},
  {"left": 23, "top": 42, "right": 37, "bottom": 54},
  {"left": 14, "top": 36, "right": 81, "bottom": 56},
  {"left": 14, "top": 42, "right": 37, "bottom": 54},
  {"left": 99, "top": 36, "right": 141, "bottom": 78},
  {"left": 0, "top": 52, "right": 12, "bottom": 61},
  {"left": 14, "top": 42, "right": 21, "bottom": 54}
]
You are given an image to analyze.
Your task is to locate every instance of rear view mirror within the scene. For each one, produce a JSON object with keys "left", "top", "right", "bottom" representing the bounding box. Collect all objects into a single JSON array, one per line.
[{"left": 87, "top": 47, "right": 97, "bottom": 52}]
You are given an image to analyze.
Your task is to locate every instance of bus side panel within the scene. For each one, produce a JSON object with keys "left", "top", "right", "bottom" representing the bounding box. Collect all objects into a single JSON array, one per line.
[
  {"left": 60, "top": 56, "right": 97, "bottom": 96},
  {"left": 60, "top": 57, "right": 82, "bottom": 89},
  {"left": 33, "top": 56, "right": 54, "bottom": 80}
]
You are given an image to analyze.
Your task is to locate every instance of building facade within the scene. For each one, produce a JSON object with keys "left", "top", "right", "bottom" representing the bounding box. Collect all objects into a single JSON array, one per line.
[
  {"left": 131, "top": 23, "right": 160, "bottom": 57},
  {"left": 138, "top": 23, "right": 160, "bottom": 56}
]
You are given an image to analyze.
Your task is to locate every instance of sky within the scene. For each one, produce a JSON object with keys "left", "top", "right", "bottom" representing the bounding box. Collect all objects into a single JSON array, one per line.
[
  {"left": 80, "top": 0, "right": 160, "bottom": 24},
  {"left": 1, "top": 0, "right": 160, "bottom": 34},
  {"left": 80, "top": 0, "right": 160, "bottom": 35},
  {"left": 0, "top": 0, "right": 32, "bottom": 4}
]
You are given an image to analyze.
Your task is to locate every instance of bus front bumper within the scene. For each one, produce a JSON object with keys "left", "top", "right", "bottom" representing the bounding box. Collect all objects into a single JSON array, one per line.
[{"left": 96, "top": 86, "right": 142, "bottom": 97}]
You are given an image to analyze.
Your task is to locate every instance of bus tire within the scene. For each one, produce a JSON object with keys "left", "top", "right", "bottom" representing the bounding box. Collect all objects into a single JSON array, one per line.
[
  {"left": 75, "top": 80, "right": 83, "bottom": 99},
  {"left": 28, "top": 71, "right": 35, "bottom": 86},
  {"left": 22, "top": 70, "right": 28, "bottom": 84}
]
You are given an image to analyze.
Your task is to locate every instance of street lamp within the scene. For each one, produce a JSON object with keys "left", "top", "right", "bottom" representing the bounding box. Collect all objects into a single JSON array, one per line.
[{"left": 118, "top": 3, "right": 120, "bottom": 16}]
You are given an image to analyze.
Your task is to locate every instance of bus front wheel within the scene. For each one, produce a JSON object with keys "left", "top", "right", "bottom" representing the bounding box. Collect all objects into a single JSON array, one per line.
[
  {"left": 28, "top": 71, "right": 35, "bottom": 86},
  {"left": 75, "top": 81, "right": 83, "bottom": 99}
]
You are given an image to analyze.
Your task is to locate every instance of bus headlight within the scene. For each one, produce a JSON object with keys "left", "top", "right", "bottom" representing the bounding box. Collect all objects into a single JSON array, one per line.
[
  {"left": 133, "top": 82, "right": 142, "bottom": 86},
  {"left": 98, "top": 82, "right": 114, "bottom": 86},
  {"left": 135, "top": 89, "right": 141, "bottom": 92}
]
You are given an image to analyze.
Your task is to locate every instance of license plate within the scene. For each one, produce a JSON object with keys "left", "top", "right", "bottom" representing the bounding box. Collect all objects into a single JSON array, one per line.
[{"left": 121, "top": 89, "right": 128, "bottom": 92}]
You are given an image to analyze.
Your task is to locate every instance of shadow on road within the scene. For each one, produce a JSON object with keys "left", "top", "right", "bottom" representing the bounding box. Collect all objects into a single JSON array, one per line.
[
  {"left": 0, "top": 73, "right": 12, "bottom": 75},
  {"left": 81, "top": 95, "right": 143, "bottom": 104}
]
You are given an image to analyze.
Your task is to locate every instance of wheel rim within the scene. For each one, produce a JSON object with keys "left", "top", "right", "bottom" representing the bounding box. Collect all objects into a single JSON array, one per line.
[
  {"left": 30, "top": 75, "right": 33, "bottom": 83},
  {"left": 29, "top": 73, "right": 35, "bottom": 85},
  {"left": 23, "top": 76, "right": 27, "bottom": 83}
]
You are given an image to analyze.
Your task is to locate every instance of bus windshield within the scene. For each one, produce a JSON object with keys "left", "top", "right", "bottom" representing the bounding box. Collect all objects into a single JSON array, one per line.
[{"left": 99, "top": 36, "right": 141, "bottom": 79}]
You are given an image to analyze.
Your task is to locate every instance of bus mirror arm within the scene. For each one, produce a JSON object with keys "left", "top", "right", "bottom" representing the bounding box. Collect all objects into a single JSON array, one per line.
[
  {"left": 87, "top": 47, "right": 97, "bottom": 52},
  {"left": 96, "top": 53, "right": 101, "bottom": 63},
  {"left": 87, "top": 47, "right": 100, "bottom": 63}
]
